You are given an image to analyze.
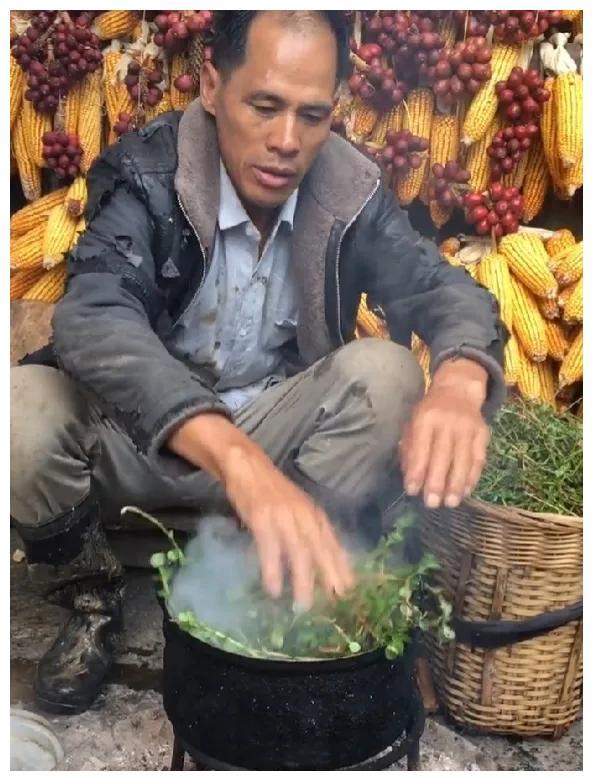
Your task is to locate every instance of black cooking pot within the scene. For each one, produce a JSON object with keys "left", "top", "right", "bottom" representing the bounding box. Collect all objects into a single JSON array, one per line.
[{"left": 160, "top": 599, "right": 420, "bottom": 770}]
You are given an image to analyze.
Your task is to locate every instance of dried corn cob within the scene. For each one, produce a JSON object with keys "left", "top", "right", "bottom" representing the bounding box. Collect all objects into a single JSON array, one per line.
[
  {"left": 559, "top": 151, "right": 583, "bottom": 198},
  {"left": 558, "top": 328, "right": 583, "bottom": 389},
  {"left": 539, "top": 297, "right": 560, "bottom": 321},
  {"left": 10, "top": 187, "right": 68, "bottom": 238},
  {"left": 554, "top": 241, "right": 583, "bottom": 286},
  {"left": 95, "top": 10, "right": 140, "bottom": 40},
  {"left": 562, "top": 276, "right": 583, "bottom": 324},
  {"left": 356, "top": 294, "right": 389, "bottom": 339},
  {"left": 21, "top": 98, "right": 51, "bottom": 168},
  {"left": 429, "top": 202, "right": 451, "bottom": 229},
  {"left": 12, "top": 110, "right": 41, "bottom": 202},
  {"left": 188, "top": 33, "right": 206, "bottom": 88},
  {"left": 170, "top": 55, "right": 198, "bottom": 112},
  {"left": 476, "top": 252, "right": 513, "bottom": 332},
  {"left": 558, "top": 280, "right": 580, "bottom": 309},
  {"left": 439, "top": 14, "right": 456, "bottom": 48},
  {"left": 145, "top": 90, "right": 173, "bottom": 122},
  {"left": 541, "top": 76, "right": 564, "bottom": 192},
  {"left": 511, "top": 148, "right": 530, "bottom": 189},
  {"left": 429, "top": 112, "right": 459, "bottom": 169},
  {"left": 411, "top": 333, "right": 431, "bottom": 390},
  {"left": 370, "top": 112, "right": 390, "bottom": 146},
  {"left": 396, "top": 88, "right": 433, "bottom": 205},
  {"left": 10, "top": 267, "right": 45, "bottom": 301},
  {"left": 439, "top": 237, "right": 461, "bottom": 257},
  {"left": 516, "top": 339, "right": 542, "bottom": 402},
  {"left": 462, "top": 44, "right": 520, "bottom": 145},
  {"left": 10, "top": 54, "right": 24, "bottom": 132},
  {"left": 42, "top": 204, "right": 79, "bottom": 269},
  {"left": 503, "top": 332, "right": 521, "bottom": 386},
  {"left": 535, "top": 360, "right": 557, "bottom": 407},
  {"left": 10, "top": 223, "right": 45, "bottom": 270},
  {"left": 553, "top": 72, "right": 583, "bottom": 170},
  {"left": 464, "top": 115, "right": 502, "bottom": 193},
  {"left": 65, "top": 176, "right": 87, "bottom": 218},
  {"left": 499, "top": 233, "right": 558, "bottom": 299},
  {"left": 23, "top": 265, "right": 68, "bottom": 304},
  {"left": 522, "top": 135, "right": 550, "bottom": 223},
  {"left": 386, "top": 103, "right": 405, "bottom": 134},
  {"left": 63, "top": 79, "right": 83, "bottom": 135},
  {"left": 562, "top": 10, "right": 581, "bottom": 21},
  {"left": 351, "top": 97, "right": 379, "bottom": 140},
  {"left": 103, "top": 49, "right": 125, "bottom": 127},
  {"left": 544, "top": 319, "right": 570, "bottom": 361},
  {"left": 79, "top": 71, "right": 103, "bottom": 174},
  {"left": 510, "top": 275, "right": 548, "bottom": 362},
  {"left": 546, "top": 229, "right": 576, "bottom": 259}
]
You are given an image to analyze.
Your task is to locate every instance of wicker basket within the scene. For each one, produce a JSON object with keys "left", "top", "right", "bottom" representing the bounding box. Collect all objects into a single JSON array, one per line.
[{"left": 420, "top": 497, "right": 582, "bottom": 738}]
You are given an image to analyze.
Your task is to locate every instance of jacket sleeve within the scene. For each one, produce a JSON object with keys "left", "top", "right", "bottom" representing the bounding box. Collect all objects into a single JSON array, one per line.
[
  {"left": 52, "top": 176, "right": 232, "bottom": 477},
  {"left": 357, "top": 185, "right": 508, "bottom": 420}
]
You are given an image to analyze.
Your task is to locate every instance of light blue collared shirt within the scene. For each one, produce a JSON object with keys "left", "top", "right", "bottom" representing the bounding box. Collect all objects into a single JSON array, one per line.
[{"left": 170, "top": 162, "right": 299, "bottom": 412}]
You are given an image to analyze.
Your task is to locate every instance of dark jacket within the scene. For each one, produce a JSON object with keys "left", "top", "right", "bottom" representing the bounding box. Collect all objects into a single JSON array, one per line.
[{"left": 51, "top": 100, "right": 507, "bottom": 474}]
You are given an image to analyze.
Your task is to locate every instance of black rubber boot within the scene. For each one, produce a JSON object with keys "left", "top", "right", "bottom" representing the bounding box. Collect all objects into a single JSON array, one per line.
[{"left": 13, "top": 494, "right": 125, "bottom": 715}]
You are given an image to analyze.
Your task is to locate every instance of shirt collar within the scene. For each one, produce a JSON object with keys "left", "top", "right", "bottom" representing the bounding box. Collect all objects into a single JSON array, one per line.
[{"left": 218, "top": 160, "right": 298, "bottom": 233}]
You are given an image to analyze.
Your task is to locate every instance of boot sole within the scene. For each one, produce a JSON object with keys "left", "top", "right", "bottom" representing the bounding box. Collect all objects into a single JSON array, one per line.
[{"left": 33, "top": 681, "right": 99, "bottom": 716}]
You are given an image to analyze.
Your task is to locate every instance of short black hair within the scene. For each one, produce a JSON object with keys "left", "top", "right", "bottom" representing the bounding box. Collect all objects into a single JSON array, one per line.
[{"left": 211, "top": 11, "right": 350, "bottom": 86}]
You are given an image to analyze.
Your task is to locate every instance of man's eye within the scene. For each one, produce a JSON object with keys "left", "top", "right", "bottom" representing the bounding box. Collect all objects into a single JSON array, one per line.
[
  {"left": 302, "top": 113, "right": 324, "bottom": 124},
  {"left": 253, "top": 104, "right": 276, "bottom": 116}
]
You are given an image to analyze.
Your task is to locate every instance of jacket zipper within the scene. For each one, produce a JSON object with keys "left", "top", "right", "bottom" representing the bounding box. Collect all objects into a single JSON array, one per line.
[
  {"left": 173, "top": 192, "right": 210, "bottom": 326},
  {"left": 334, "top": 178, "right": 381, "bottom": 345}
]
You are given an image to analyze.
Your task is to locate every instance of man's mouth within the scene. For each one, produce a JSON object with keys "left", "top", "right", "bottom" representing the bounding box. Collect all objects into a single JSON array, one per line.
[{"left": 253, "top": 166, "right": 297, "bottom": 190}]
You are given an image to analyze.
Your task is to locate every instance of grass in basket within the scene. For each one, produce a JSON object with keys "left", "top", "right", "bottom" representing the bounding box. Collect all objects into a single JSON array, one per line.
[{"left": 476, "top": 397, "right": 582, "bottom": 517}]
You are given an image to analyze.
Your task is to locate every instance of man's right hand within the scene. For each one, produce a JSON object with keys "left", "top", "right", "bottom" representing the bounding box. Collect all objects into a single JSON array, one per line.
[{"left": 167, "top": 413, "right": 356, "bottom": 609}]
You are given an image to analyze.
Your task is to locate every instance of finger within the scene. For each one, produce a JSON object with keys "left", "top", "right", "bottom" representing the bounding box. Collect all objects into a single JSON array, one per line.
[
  {"left": 297, "top": 507, "right": 352, "bottom": 600},
  {"left": 315, "top": 510, "right": 357, "bottom": 595},
  {"left": 278, "top": 516, "right": 315, "bottom": 610},
  {"left": 398, "top": 423, "right": 411, "bottom": 476},
  {"left": 443, "top": 426, "right": 475, "bottom": 508},
  {"left": 402, "top": 417, "right": 437, "bottom": 497},
  {"left": 422, "top": 426, "right": 455, "bottom": 509},
  {"left": 250, "top": 519, "right": 284, "bottom": 600},
  {"left": 465, "top": 424, "right": 491, "bottom": 497}
]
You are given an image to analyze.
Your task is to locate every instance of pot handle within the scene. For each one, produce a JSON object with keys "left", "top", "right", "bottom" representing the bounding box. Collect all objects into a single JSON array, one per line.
[{"left": 452, "top": 599, "right": 582, "bottom": 650}]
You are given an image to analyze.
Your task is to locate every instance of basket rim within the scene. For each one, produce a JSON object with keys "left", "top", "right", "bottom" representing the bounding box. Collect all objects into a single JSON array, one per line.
[{"left": 463, "top": 497, "right": 582, "bottom": 529}]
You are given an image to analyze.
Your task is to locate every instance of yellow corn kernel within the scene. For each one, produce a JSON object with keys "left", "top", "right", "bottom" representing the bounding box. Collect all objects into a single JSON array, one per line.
[
  {"left": 544, "top": 318, "right": 570, "bottom": 361},
  {"left": 79, "top": 71, "right": 103, "bottom": 174},
  {"left": 553, "top": 72, "right": 583, "bottom": 170},
  {"left": 12, "top": 110, "right": 41, "bottom": 202},
  {"left": 23, "top": 265, "right": 68, "bottom": 304},
  {"left": 103, "top": 49, "right": 125, "bottom": 127},
  {"left": 558, "top": 327, "right": 583, "bottom": 389},
  {"left": 10, "top": 267, "right": 45, "bottom": 301},
  {"left": 356, "top": 294, "right": 389, "bottom": 339},
  {"left": 10, "top": 54, "right": 24, "bottom": 132},
  {"left": 504, "top": 332, "right": 521, "bottom": 386},
  {"left": 558, "top": 280, "right": 579, "bottom": 310},
  {"left": 64, "top": 79, "right": 83, "bottom": 135},
  {"left": 516, "top": 339, "right": 542, "bottom": 402},
  {"left": 396, "top": 88, "right": 433, "bottom": 206},
  {"left": 170, "top": 55, "right": 198, "bottom": 112},
  {"left": 476, "top": 252, "right": 513, "bottom": 333},
  {"left": 499, "top": 233, "right": 558, "bottom": 299},
  {"left": 370, "top": 112, "right": 390, "bottom": 146},
  {"left": 538, "top": 296, "right": 560, "bottom": 321},
  {"left": 10, "top": 223, "right": 45, "bottom": 270},
  {"left": 541, "top": 76, "right": 564, "bottom": 192},
  {"left": 553, "top": 241, "right": 583, "bottom": 286},
  {"left": 559, "top": 152, "right": 583, "bottom": 198},
  {"left": 429, "top": 201, "right": 452, "bottom": 229},
  {"left": 439, "top": 14, "right": 456, "bottom": 47},
  {"left": 535, "top": 360, "right": 557, "bottom": 407},
  {"left": 95, "top": 10, "right": 140, "bottom": 40},
  {"left": 562, "top": 276, "right": 583, "bottom": 324},
  {"left": 66, "top": 176, "right": 88, "bottom": 218},
  {"left": 10, "top": 187, "right": 68, "bottom": 238},
  {"left": 42, "top": 204, "right": 79, "bottom": 269},
  {"left": 21, "top": 98, "right": 51, "bottom": 168},
  {"left": 462, "top": 44, "right": 521, "bottom": 145},
  {"left": 522, "top": 135, "right": 550, "bottom": 223},
  {"left": 411, "top": 333, "right": 431, "bottom": 391},
  {"left": 510, "top": 275, "right": 548, "bottom": 362},
  {"left": 465, "top": 115, "right": 502, "bottom": 193},
  {"left": 387, "top": 103, "right": 405, "bottom": 134},
  {"left": 546, "top": 229, "right": 576, "bottom": 259}
]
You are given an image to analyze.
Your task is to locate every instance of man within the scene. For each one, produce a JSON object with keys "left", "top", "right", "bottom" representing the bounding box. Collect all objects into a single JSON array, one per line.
[{"left": 10, "top": 10, "right": 506, "bottom": 715}]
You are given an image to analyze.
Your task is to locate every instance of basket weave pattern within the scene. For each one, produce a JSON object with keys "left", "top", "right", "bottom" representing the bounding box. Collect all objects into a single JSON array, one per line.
[{"left": 420, "top": 498, "right": 582, "bottom": 737}]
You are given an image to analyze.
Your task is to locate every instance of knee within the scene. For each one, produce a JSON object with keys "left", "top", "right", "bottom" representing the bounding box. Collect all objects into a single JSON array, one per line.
[{"left": 10, "top": 366, "right": 92, "bottom": 486}]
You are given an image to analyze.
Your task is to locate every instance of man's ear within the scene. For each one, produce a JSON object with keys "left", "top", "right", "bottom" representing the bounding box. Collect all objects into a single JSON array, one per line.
[{"left": 200, "top": 61, "right": 220, "bottom": 116}]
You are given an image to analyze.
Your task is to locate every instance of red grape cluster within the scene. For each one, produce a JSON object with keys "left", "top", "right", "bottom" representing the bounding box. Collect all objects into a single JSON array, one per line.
[
  {"left": 349, "top": 45, "right": 407, "bottom": 109},
  {"left": 153, "top": 11, "right": 214, "bottom": 52},
  {"left": 453, "top": 12, "right": 490, "bottom": 38},
  {"left": 113, "top": 112, "right": 139, "bottom": 138},
  {"left": 428, "top": 161, "right": 471, "bottom": 210},
  {"left": 125, "top": 60, "right": 165, "bottom": 107},
  {"left": 488, "top": 123, "right": 539, "bottom": 180},
  {"left": 381, "top": 130, "right": 429, "bottom": 178},
  {"left": 495, "top": 67, "right": 550, "bottom": 124},
  {"left": 486, "top": 11, "right": 564, "bottom": 43},
  {"left": 12, "top": 12, "right": 102, "bottom": 115},
  {"left": 41, "top": 130, "right": 83, "bottom": 180},
  {"left": 392, "top": 13, "right": 445, "bottom": 84},
  {"left": 427, "top": 37, "right": 492, "bottom": 107},
  {"left": 465, "top": 183, "right": 524, "bottom": 237}
]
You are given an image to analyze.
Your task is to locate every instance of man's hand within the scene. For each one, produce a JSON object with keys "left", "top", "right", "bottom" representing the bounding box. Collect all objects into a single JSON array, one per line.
[
  {"left": 399, "top": 358, "right": 491, "bottom": 509},
  {"left": 168, "top": 414, "right": 355, "bottom": 610}
]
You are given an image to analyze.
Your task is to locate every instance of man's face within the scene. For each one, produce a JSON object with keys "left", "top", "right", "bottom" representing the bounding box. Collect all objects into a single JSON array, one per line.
[{"left": 202, "top": 13, "right": 337, "bottom": 209}]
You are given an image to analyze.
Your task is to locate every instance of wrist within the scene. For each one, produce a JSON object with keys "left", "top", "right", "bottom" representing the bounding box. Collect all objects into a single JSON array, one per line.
[{"left": 430, "top": 358, "right": 488, "bottom": 407}]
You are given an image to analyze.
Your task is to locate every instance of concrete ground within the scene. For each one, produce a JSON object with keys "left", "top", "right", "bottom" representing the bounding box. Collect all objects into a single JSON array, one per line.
[{"left": 10, "top": 530, "right": 582, "bottom": 772}]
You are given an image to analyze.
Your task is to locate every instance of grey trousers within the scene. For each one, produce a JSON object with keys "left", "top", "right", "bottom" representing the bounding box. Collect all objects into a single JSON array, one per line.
[{"left": 10, "top": 339, "right": 424, "bottom": 536}]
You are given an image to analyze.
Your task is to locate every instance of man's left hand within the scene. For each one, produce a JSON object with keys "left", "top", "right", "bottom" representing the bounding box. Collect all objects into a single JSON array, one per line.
[{"left": 399, "top": 358, "right": 491, "bottom": 509}]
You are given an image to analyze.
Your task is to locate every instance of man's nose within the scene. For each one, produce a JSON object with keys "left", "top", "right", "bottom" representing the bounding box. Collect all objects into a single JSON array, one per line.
[{"left": 268, "top": 114, "right": 300, "bottom": 157}]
